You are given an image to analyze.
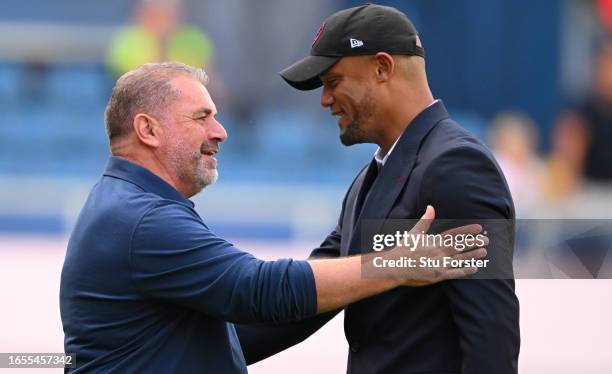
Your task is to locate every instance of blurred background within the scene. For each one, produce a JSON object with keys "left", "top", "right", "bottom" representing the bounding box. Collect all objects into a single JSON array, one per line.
[{"left": 1, "top": 0, "right": 612, "bottom": 373}]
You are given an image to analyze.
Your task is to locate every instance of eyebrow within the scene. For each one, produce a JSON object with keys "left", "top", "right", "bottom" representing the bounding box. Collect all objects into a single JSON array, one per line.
[
  {"left": 320, "top": 72, "right": 341, "bottom": 82},
  {"left": 191, "top": 108, "right": 216, "bottom": 117}
]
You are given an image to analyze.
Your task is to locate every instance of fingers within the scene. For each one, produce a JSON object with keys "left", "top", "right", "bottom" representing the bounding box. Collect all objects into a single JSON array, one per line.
[
  {"left": 481, "top": 236, "right": 490, "bottom": 247},
  {"left": 438, "top": 232, "right": 489, "bottom": 257},
  {"left": 452, "top": 248, "right": 487, "bottom": 261},
  {"left": 437, "top": 248, "right": 487, "bottom": 281},
  {"left": 409, "top": 205, "right": 435, "bottom": 235},
  {"left": 442, "top": 266, "right": 479, "bottom": 280},
  {"left": 441, "top": 223, "right": 483, "bottom": 237}
]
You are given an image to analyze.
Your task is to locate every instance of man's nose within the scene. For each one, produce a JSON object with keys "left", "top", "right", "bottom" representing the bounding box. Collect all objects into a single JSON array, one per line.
[
  {"left": 209, "top": 118, "right": 228, "bottom": 142},
  {"left": 320, "top": 86, "right": 334, "bottom": 108}
]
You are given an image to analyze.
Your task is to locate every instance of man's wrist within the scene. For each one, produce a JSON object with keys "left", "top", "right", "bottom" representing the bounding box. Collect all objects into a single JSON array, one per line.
[{"left": 362, "top": 249, "right": 406, "bottom": 286}]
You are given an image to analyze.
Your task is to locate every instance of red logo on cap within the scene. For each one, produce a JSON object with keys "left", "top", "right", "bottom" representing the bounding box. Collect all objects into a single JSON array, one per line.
[{"left": 311, "top": 22, "right": 325, "bottom": 48}]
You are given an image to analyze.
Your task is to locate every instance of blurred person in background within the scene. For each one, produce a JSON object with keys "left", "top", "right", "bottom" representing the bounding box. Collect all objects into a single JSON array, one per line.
[
  {"left": 237, "top": 4, "right": 519, "bottom": 374},
  {"left": 488, "top": 112, "right": 544, "bottom": 217},
  {"left": 106, "top": 0, "right": 213, "bottom": 77},
  {"left": 598, "top": 0, "right": 612, "bottom": 31},
  {"left": 106, "top": 0, "right": 227, "bottom": 109},
  {"left": 60, "top": 61, "right": 485, "bottom": 373},
  {"left": 543, "top": 111, "right": 587, "bottom": 202},
  {"left": 547, "top": 36, "right": 612, "bottom": 213},
  {"left": 555, "top": 36, "right": 612, "bottom": 184}
]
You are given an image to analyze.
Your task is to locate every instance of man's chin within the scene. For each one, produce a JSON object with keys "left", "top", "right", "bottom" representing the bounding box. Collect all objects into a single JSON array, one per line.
[
  {"left": 339, "top": 122, "right": 370, "bottom": 146},
  {"left": 201, "top": 171, "right": 218, "bottom": 186},
  {"left": 190, "top": 170, "right": 218, "bottom": 195},
  {"left": 340, "top": 133, "right": 365, "bottom": 146}
]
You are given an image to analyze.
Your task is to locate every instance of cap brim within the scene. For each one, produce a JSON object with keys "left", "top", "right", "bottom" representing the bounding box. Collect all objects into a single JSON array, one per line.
[{"left": 280, "top": 55, "right": 340, "bottom": 91}]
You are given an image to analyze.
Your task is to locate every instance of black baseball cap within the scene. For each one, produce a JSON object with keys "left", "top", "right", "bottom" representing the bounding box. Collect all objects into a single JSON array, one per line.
[{"left": 280, "top": 3, "right": 424, "bottom": 91}]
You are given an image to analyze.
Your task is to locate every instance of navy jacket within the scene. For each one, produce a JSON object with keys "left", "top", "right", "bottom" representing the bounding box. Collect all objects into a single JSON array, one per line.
[
  {"left": 237, "top": 101, "right": 520, "bottom": 374},
  {"left": 60, "top": 157, "right": 317, "bottom": 373}
]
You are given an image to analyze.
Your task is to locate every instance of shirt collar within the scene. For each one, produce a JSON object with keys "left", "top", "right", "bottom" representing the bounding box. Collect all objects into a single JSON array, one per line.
[
  {"left": 103, "top": 156, "right": 194, "bottom": 207},
  {"left": 373, "top": 99, "right": 440, "bottom": 168},
  {"left": 373, "top": 136, "right": 400, "bottom": 167}
]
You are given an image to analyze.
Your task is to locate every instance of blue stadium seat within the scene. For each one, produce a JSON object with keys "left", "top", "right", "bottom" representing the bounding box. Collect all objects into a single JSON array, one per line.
[
  {"left": 253, "top": 109, "right": 311, "bottom": 166},
  {"left": 0, "top": 63, "right": 23, "bottom": 110},
  {"left": 46, "top": 66, "right": 108, "bottom": 109}
]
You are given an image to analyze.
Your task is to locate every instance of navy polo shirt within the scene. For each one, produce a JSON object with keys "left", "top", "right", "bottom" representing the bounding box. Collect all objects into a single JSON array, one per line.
[{"left": 60, "top": 156, "right": 317, "bottom": 373}]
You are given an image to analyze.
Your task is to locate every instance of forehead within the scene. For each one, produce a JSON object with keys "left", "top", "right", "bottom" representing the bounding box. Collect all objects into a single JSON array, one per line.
[
  {"left": 169, "top": 75, "right": 216, "bottom": 113},
  {"left": 320, "top": 56, "right": 369, "bottom": 79}
]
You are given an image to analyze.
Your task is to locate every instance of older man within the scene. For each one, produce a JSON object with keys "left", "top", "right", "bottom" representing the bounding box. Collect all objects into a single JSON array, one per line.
[
  {"left": 59, "top": 62, "right": 485, "bottom": 373},
  {"left": 237, "top": 4, "right": 520, "bottom": 374}
]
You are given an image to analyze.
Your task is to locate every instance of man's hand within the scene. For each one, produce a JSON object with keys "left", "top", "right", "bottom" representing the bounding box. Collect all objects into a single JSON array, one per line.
[
  {"left": 377, "top": 205, "right": 488, "bottom": 286},
  {"left": 309, "top": 205, "right": 488, "bottom": 313}
]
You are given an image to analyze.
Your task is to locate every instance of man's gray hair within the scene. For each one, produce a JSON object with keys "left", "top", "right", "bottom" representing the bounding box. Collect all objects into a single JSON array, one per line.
[{"left": 104, "top": 62, "right": 208, "bottom": 142}]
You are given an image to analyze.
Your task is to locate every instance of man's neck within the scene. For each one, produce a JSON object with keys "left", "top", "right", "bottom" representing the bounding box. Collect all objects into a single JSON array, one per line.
[
  {"left": 377, "top": 94, "right": 435, "bottom": 155},
  {"left": 114, "top": 151, "right": 188, "bottom": 198}
]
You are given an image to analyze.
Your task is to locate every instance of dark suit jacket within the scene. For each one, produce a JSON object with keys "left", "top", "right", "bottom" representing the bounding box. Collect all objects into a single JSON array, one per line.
[{"left": 237, "top": 101, "right": 520, "bottom": 374}]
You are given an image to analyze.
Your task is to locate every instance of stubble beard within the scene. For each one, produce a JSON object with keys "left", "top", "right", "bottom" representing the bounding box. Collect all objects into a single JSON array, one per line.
[
  {"left": 165, "top": 137, "right": 218, "bottom": 197},
  {"left": 339, "top": 90, "right": 376, "bottom": 146}
]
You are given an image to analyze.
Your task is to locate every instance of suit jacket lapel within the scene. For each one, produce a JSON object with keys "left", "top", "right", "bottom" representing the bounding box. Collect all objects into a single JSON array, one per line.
[
  {"left": 338, "top": 164, "right": 369, "bottom": 256},
  {"left": 351, "top": 159, "right": 378, "bottom": 224},
  {"left": 347, "top": 100, "right": 450, "bottom": 255}
]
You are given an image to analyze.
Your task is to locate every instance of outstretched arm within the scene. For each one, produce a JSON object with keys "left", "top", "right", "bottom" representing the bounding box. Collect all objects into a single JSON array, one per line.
[{"left": 237, "top": 206, "right": 487, "bottom": 364}]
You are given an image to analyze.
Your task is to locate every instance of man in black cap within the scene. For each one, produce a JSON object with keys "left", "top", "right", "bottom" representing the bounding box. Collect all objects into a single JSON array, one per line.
[
  {"left": 61, "top": 61, "right": 490, "bottom": 373},
  {"left": 237, "top": 3, "right": 520, "bottom": 374}
]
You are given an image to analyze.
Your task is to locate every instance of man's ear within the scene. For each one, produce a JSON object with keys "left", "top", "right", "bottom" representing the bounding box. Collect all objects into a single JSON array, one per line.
[
  {"left": 132, "top": 113, "right": 163, "bottom": 148},
  {"left": 374, "top": 52, "right": 395, "bottom": 82}
]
